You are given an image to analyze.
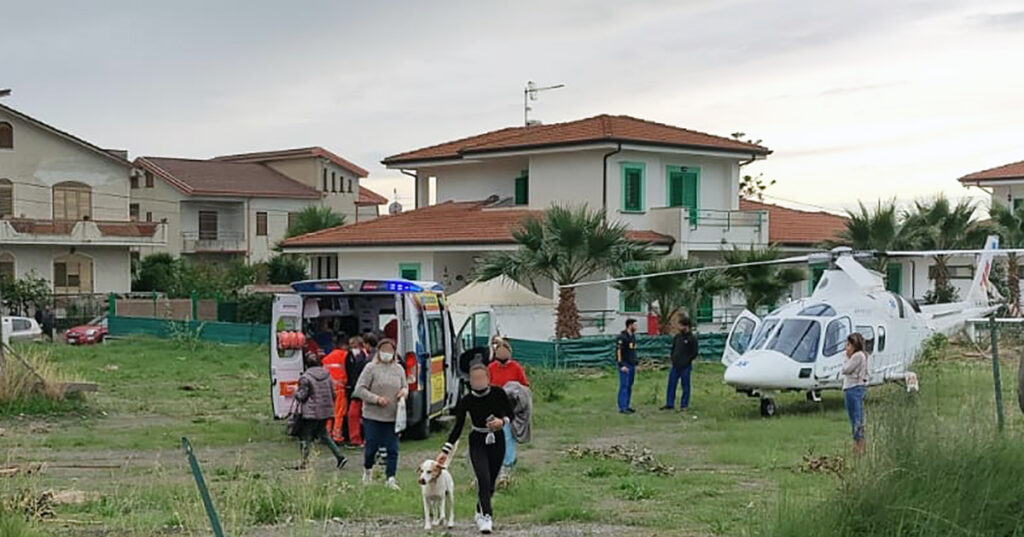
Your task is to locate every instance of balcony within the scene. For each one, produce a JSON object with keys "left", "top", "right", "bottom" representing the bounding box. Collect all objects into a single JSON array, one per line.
[
  {"left": 0, "top": 218, "right": 167, "bottom": 247},
  {"left": 650, "top": 206, "right": 768, "bottom": 254},
  {"left": 181, "top": 230, "right": 246, "bottom": 254}
]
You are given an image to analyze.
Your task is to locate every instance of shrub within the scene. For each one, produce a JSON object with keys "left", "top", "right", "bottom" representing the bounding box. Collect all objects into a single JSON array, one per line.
[
  {"left": 528, "top": 366, "right": 570, "bottom": 402},
  {"left": 918, "top": 332, "right": 949, "bottom": 363},
  {"left": 267, "top": 255, "right": 307, "bottom": 284},
  {"left": 237, "top": 293, "right": 273, "bottom": 325}
]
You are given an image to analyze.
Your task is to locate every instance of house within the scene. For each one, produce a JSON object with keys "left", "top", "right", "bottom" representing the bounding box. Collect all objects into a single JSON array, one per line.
[
  {"left": 281, "top": 114, "right": 798, "bottom": 332},
  {"left": 0, "top": 103, "right": 166, "bottom": 295},
  {"left": 132, "top": 147, "right": 385, "bottom": 263}
]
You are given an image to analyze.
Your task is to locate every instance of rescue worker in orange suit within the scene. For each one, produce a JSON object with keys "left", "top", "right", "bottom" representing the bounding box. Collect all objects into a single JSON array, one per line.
[
  {"left": 345, "top": 336, "right": 369, "bottom": 447},
  {"left": 322, "top": 334, "right": 349, "bottom": 444}
]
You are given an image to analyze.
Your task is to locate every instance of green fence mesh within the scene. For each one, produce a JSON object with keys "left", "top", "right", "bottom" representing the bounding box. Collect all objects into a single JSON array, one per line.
[
  {"left": 109, "top": 316, "right": 269, "bottom": 345},
  {"left": 508, "top": 332, "right": 726, "bottom": 368}
]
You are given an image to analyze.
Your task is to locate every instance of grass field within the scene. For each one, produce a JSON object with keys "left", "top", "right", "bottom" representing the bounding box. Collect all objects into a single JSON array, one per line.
[{"left": 1, "top": 337, "right": 1021, "bottom": 536}]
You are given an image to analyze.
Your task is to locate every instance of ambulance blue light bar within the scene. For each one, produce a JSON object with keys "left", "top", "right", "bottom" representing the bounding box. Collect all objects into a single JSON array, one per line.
[{"left": 360, "top": 280, "right": 423, "bottom": 293}]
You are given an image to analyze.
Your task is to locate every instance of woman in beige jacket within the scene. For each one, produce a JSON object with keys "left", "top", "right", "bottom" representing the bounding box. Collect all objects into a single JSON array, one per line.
[{"left": 842, "top": 332, "right": 869, "bottom": 454}]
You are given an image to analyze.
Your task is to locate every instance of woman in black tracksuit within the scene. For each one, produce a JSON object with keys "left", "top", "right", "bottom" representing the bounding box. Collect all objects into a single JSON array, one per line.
[{"left": 437, "top": 363, "right": 512, "bottom": 534}]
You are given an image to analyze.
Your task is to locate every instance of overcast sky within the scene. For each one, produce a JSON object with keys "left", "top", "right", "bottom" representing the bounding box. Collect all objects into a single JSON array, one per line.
[{"left": 2, "top": 0, "right": 1023, "bottom": 214}]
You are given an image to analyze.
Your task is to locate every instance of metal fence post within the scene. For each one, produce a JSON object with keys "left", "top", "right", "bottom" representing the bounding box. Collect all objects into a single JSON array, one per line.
[
  {"left": 989, "top": 317, "right": 1006, "bottom": 432},
  {"left": 181, "top": 437, "right": 225, "bottom": 537},
  {"left": 191, "top": 290, "right": 199, "bottom": 321}
]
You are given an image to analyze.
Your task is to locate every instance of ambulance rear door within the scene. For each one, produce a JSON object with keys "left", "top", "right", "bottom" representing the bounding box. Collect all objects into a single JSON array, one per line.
[{"left": 270, "top": 293, "right": 303, "bottom": 418}]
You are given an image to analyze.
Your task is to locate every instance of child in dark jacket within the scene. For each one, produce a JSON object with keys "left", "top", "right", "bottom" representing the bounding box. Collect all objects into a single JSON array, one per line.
[{"left": 295, "top": 351, "right": 347, "bottom": 470}]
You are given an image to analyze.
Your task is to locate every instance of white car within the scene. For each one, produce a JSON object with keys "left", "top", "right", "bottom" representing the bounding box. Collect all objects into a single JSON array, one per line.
[{"left": 1, "top": 316, "right": 44, "bottom": 345}]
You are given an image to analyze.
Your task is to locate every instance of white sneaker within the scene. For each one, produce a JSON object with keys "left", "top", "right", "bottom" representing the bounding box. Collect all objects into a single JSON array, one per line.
[
  {"left": 362, "top": 469, "right": 372, "bottom": 485},
  {"left": 475, "top": 514, "right": 485, "bottom": 532},
  {"left": 386, "top": 476, "right": 401, "bottom": 491},
  {"left": 480, "top": 514, "right": 493, "bottom": 534}
]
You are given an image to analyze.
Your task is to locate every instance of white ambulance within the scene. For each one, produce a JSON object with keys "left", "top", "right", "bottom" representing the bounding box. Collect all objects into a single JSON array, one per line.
[{"left": 270, "top": 278, "right": 462, "bottom": 439}]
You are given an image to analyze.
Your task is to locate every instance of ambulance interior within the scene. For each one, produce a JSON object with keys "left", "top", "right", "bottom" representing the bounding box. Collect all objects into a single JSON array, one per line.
[{"left": 300, "top": 294, "right": 398, "bottom": 353}]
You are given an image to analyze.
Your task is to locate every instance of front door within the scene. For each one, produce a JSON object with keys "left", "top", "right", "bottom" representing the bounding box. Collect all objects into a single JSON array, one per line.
[
  {"left": 722, "top": 310, "right": 761, "bottom": 366},
  {"left": 270, "top": 293, "right": 303, "bottom": 418},
  {"left": 815, "top": 316, "right": 851, "bottom": 383}
]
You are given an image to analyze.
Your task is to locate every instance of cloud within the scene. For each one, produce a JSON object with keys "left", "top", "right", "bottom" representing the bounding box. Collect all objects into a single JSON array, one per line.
[{"left": 967, "top": 10, "right": 1024, "bottom": 30}]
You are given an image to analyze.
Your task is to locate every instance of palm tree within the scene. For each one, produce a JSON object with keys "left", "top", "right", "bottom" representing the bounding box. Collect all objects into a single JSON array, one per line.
[
  {"left": 614, "top": 256, "right": 730, "bottom": 334},
  {"left": 904, "top": 195, "right": 986, "bottom": 304},
  {"left": 989, "top": 202, "right": 1024, "bottom": 316},
  {"left": 832, "top": 199, "right": 917, "bottom": 273},
  {"left": 476, "top": 205, "right": 653, "bottom": 339},
  {"left": 286, "top": 206, "right": 345, "bottom": 238},
  {"left": 723, "top": 245, "right": 806, "bottom": 313}
]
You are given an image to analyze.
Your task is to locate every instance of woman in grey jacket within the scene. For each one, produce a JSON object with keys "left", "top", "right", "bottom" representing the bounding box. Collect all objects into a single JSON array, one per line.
[
  {"left": 353, "top": 338, "right": 407, "bottom": 490},
  {"left": 842, "top": 333, "right": 869, "bottom": 455},
  {"left": 295, "top": 351, "right": 348, "bottom": 470}
]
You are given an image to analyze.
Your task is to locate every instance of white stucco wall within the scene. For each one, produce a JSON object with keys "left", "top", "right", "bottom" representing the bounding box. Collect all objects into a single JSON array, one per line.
[
  {"left": 1, "top": 245, "right": 131, "bottom": 293},
  {"left": 0, "top": 109, "right": 131, "bottom": 221},
  {"left": 133, "top": 174, "right": 184, "bottom": 257},
  {"left": 248, "top": 197, "right": 314, "bottom": 262},
  {"left": 422, "top": 157, "right": 529, "bottom": 204}
]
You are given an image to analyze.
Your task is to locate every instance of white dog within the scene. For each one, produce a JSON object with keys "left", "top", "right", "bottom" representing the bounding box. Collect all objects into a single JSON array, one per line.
[{"left": 417, "top": 447, "right": 456, "bottom": 530}]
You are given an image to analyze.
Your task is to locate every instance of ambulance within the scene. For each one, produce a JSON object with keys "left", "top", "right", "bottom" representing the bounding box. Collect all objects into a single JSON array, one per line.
[{"left": 270, "top": 278, "right": 462, "bottom": 439}]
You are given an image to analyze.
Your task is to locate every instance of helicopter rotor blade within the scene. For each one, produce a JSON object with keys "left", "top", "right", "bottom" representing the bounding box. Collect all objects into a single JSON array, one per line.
[
  {"left": 561, "top": 255, "right": 810, "bottom": 289},
  {"left": 884, "top": 248, "right": 1024, "bottom": 257}
]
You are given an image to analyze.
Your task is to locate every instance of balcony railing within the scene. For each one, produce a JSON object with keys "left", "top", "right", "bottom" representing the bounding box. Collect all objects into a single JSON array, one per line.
[
  {"left": 181, "top": 231, "right": 246, "bottom": 253},
  {"left": 0, "top": 218, "right": 167, "bottom": 246},
  {"left": 650, "top": 206, "right": 768, "bottom": 252}
]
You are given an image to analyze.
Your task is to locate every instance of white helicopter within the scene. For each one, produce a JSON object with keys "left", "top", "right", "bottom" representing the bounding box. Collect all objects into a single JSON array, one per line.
[{"left": 720, "top": 236, "right": 1001, "bottom": 417}]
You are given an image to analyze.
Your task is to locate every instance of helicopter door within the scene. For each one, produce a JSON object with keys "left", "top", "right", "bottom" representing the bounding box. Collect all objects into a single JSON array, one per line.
[
  {"left": 722, "top": 310, "right": 761, "bottom": 366},
  {"left": 815, "top": 316, "right": 852, "bottom": 382}
]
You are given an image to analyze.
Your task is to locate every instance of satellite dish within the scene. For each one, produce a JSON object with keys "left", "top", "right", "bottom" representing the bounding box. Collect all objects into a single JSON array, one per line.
[{"left": 388, "top": 201, "right": 403, "bottom": 215}]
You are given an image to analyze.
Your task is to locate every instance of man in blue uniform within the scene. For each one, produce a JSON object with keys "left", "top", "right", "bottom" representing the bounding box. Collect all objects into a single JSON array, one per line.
[{"left": 616, "top": 319, "right": 638, "bottom": 414}]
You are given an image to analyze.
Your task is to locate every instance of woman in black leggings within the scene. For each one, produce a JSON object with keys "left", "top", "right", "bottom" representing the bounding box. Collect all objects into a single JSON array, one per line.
[{"left": 437, "top": 363, "right": 512, "bottom": 534}]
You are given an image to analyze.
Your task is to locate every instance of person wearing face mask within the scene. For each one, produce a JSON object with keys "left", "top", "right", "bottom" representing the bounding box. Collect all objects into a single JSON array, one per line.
[
  {"left": 487, "top": 340, "right": 530, "bottom": 479},
  {"left": 437, "top": 363, "right": 513, "bottom": 534},
  {"left": 352, "top": 338, "right": 407, "bottom": 490},
  {"left": 345, "top": 336, "right": 369, "bottom": 447}
]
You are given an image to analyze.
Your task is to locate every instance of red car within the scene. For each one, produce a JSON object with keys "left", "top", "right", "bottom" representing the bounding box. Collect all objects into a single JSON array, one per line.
[{"left": 65, "top": 315, "right": 108, "bottom": 345}]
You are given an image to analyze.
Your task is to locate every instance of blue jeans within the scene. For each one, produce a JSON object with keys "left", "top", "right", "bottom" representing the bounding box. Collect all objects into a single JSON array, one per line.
[
  {"left": 844, "top": 386, "right": 866, "bottom": 441},
  {"left": 362, "top": 418, "right": 399, "bottom": 477},
  {"left": 617, "top": 363, "right": 636, "bottom": 411},
  {"left": 665, "top": 365, "right": 692, "bottom": 408},
  {"left": 502, "top": 422, "right": 516, "bottom": 468}
]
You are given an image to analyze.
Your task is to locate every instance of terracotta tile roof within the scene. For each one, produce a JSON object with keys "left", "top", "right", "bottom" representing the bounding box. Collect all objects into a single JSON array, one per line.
[
  {"left": 7, "top": 219, "right": 160, "bottom": 237},
  {"left": 959, "top": 159, "right": 1024, "bottom": 183},
  {"left": 213, "top": 146, "right": 369, "bottom": 177},
  {"left": 739, "top": 199, "right": 847, "bottom": 246},
  {"left": 281, "top": 199, "right": 675, "bottom": 248},
  {"left": 135, "top": 157, "right": 322, "bottom": 199},
  {"left": 357, "top": 186, "right": 388, "bottom": 206},
  {"left": 382, "top": 115, "right": 770, "bottom": 165}
]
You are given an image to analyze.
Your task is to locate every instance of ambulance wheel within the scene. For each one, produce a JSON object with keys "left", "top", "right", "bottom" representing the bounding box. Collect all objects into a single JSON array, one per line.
[
  {"left": 760, "top": 398, "right": 776, "bottom": 418},
  {"left": 406, "top": 417, "right": 430, "bottom": 440}
]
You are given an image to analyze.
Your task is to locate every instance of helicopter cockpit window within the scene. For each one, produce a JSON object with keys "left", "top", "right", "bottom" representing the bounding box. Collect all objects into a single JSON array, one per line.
[
  {"left": 855, "top": 325, "right": 875, "bottom": 354},
  {"left": 729, "top": 317, "right": 757, "bottom": 354},
  {"left": 751, "top": 318, "right": 780, "bottom": 350},
  {"left": 798, "top": 304, "right": 836, "bottom": 317},
  {"left": 767, "top": 319, "right": 821, "bottom": 363},
  {"left": 823, "top": 317, "right": 852, "bottom": 356}
]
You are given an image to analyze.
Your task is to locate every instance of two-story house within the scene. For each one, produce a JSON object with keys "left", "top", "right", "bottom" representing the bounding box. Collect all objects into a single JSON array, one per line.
[
  {"left": 281, "top": 115, "right": 812, "bottom": 327},
  {"left": 132, "top": 147, "right": 385, "bottom": 263},
  {"left": 0, "top": 103, "right": 166, "bottom": 295}
]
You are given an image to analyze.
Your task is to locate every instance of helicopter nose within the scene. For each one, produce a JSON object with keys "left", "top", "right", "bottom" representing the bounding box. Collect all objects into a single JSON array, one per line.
[{"left": 723, "top": 350, "right": 803, "bottom": 390}]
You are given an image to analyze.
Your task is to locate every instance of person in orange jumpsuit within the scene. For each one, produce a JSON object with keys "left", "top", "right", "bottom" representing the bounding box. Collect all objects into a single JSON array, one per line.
[{"left": 322, "top": 334, "right": 349, "bottom": 444}]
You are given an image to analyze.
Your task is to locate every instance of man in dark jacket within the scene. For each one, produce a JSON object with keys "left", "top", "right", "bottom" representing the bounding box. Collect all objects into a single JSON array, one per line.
[
  {"left": 295, "top": 351, "right": 347, "bottom": 470},
  {"left": 616, "top": 319, "right": 639, "bottom": 414},
  {"left": 662, "top": 317, "right": 699, "bottom": 411}
]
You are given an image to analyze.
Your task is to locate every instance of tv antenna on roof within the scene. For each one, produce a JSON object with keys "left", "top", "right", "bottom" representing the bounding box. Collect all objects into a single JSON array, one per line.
[{"left": 524, "top": 81, "right": 564, "bottom": 126}]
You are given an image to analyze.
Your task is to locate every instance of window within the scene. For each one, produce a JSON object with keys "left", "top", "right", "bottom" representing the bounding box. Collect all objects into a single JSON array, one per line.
[
  {"left": 145, "top": 171, "right": 154, "bottom": 188},
  {"left": 767, "top": 319, "right": 821, "bottom": 363},
  {"left": 621, "top": 162, "right": 645, "bottom": 213},
  {"left": 130, "top": 175, "right": 139, "bottom": 189},
  {"left": 0, "top": 121, "right": 12, "bottom": 149},
  {"left": 313, "top": 255, "right": 338, "bottom": 279},
  {"left": 751, "top": 318, "right": 779, "bottom": 350},
  {"left": 823, "top": 317, "right": 852, "bottom": 357},
  {"left": 1015, "top": 199, "right": 1023, "bottom": 211},
  {"left": 287, "top": 212, "right": 299, "bottom": 233},
  {"left": 399, "top": 262, "right": 421, "bottom": 280},
  {"left": 810, "top": 265, "right": 827, "bottom": 293},
  {"left": 129, "top": 203, "right": 140, "bottom": 221},
  {"left": 855, "top": 325, "right": 876, "bottom": 354},
  {"left": 256, "top": 211, "right": 268, "bottom": 236},
  {"left": 0, "top": 178, "right": 12, "bottom": 218},
  {"left": 666, "top": 166, "right": 699, "bottom": 223},
  {"left": 52, "top": 181, "right": 91, "bottom": 220},
  {"left": 322, "top": 169, "right": 328, "bottom": 191},
  {"left": 427, "top": 316, "right": 446, "bottom": 356},
  {"left": 620, "top": 292, "right": 643, "bottom": 313},
  {"left": 198, "top": 210, "right": 218, "bottom": 240},
  {"left": 928, "top": 264, "right": 972, "bottom": 280},
  {"left": 347, "top": 179, "right": 353, "bottom": 194},
  {"left": 146, "top": 211, "right": 153, "bottom": 222},
  {"left": 877, "top": 326, "right": 886, "bottom": 352},
  {"left": 53, "top": 253, "right": 93, "bottom": 294},
  {"left": 0, "top": 252, "right": 14, "bottom": 280},
  {"left": 514, "top": 171, "right": 529, "bottom": 206},
  {"left": 11, "top": 318, "right": 30, "bottom": 331},
  {"left": 885, "top": 263, "right": 902, "bottom": 294},
  {"left": 729, "top": 317, "right": 757, "bottom": 354},
  {"left": 696, "top": 294, "right": 713, "bottom": 323},
  {"left": 798, "top": 304, "right": 836, "bottom": 317},
  {"left": 331, "top": 172, "right": 337, "bottom": 193}
]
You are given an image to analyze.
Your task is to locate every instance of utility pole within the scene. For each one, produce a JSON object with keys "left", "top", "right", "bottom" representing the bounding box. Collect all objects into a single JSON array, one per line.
[{"left": 0, "top": 89, "right": 9, "bottom": 372}]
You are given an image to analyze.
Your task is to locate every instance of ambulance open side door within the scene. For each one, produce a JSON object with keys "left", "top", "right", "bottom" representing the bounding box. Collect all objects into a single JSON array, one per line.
[{"left": 270, "top": 293, "right": 303, "bottom": 418}]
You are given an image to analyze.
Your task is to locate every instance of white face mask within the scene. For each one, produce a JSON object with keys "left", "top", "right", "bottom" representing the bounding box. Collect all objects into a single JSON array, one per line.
[{"left": 378, "top": 351, "right": 395, "bottom": 362}]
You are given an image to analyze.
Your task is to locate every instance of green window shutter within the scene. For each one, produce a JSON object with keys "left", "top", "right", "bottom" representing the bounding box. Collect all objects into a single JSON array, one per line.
[
  {"left": 621, "top": 163, "right": 645, "bottom": 212},
  {"left": 399, "top": 262, "right": 421, "bottom": 280},
  {"left": 514, "top": 172, "right": 529, "bottom": 205},
  {"left": 620, "top": 293, "right": 643, "bottom": 313},
  {"left": 667, "top": 169, "right": 685, "bottom": 207},
  {"left": 696, "top": 294, "right": 713, "bottom": 323},
  {"left": 810, "top": 265, "right": 826, "bottom": 293},
  {"left": 682, "top": 168, "right": 699, "bottom": 224},
  {"left": 885, "top": 263, "right": 902, "bottom": 294}
]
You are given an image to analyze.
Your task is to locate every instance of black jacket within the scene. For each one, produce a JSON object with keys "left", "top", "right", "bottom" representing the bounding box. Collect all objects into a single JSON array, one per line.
[{"left": 670, "top": 331, "right": 699, "bottom": 369}]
